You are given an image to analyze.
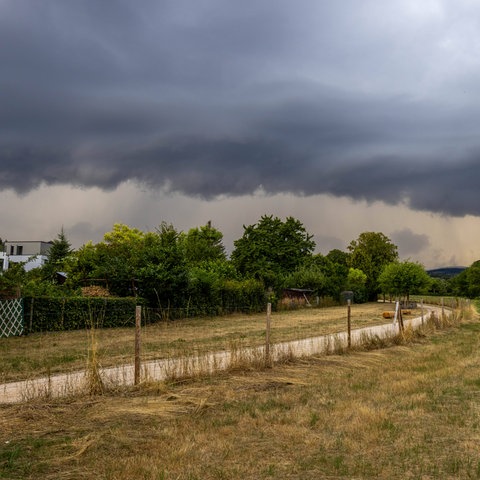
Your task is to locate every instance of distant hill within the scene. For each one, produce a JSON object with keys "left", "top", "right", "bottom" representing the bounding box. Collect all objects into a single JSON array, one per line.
[{"left": 426, "top": 266, "right": 467, "bottom": 279}]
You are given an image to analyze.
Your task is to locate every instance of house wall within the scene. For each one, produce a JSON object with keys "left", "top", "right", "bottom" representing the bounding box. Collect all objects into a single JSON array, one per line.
[
  {"left": 5, "top": 241, "right": 52, "bottom": 256},
  {"left": 0, "top": 252, "right": 49, "bottom": 272},
  {"left": 1, "top": 241, "right": 52, "bottom": 272}
]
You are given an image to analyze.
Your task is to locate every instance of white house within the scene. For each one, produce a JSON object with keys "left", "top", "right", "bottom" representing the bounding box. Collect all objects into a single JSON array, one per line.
[{"left": 0, "top": 241, "right": 53, "bottom": 272}]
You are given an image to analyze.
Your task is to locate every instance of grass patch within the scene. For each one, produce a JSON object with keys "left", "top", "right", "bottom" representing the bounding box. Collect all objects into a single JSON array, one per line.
[{"left": 0, "top": 314, "right": 479, "bottom": 479}]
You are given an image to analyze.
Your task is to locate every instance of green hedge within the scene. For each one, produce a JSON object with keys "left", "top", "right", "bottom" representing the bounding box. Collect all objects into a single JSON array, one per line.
[
  {"left": 22, "top": 279, "right": 267, "bottom": 331},
  {"left": 23, "top": 297, "right": 139, "bottom": 333},
  {"left": 221, "top": 279, "right": 266, "bottom": 313}
]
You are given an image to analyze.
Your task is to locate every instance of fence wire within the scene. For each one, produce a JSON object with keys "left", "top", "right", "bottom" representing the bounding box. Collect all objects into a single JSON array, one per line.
[
  {"left": 1, "top": 300, "right": 433, "bottom": 386},
  {"left": 0, "top": 298, "right": 24, "bottom": 338}
]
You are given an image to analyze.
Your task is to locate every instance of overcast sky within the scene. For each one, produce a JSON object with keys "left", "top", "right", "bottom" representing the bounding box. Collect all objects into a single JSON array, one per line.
[{"left": 2, "top": 0, "right": 480, "bottom": 268}]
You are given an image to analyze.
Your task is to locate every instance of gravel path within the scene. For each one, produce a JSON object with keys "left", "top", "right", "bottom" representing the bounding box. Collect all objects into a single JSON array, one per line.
[{"left": 0, "top": 305, "right": 443, "bottom": 404}]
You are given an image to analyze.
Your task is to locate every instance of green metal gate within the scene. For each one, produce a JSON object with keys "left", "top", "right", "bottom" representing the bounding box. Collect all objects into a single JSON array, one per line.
[{"left": 0, "top": 298, "right": 24, "bottom": 337}]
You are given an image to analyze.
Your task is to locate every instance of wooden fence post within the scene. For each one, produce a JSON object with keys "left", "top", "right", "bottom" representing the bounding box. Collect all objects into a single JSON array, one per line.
[
  {"left": 265, "top": 302, "right": 272, "bottom": 367},
  {"left": 394, "top": 300, "right": 404, "bottom": 335},
  {"left": 347, "top": 299, "right": 351, "bottom": 348},
  {"left": 421, "top": 299, "right": 424, "bottom": 326},
  {"left": 134, "top": 305, "right": 142, "bottom": 385},
  {"left": 399, "top": 305, "right": 404, "bottom": 335}
]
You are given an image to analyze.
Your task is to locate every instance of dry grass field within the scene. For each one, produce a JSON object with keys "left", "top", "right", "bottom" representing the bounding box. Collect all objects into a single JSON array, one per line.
[
  {"left": 0, "top": 303, "right": 478, "bottom": 479},
  {"left": 0, "top": 302, "right": 399, "bottom": 383}
]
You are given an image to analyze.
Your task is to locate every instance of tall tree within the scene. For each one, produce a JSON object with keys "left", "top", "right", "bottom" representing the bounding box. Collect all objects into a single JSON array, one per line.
[
  {"left": 43, "top": 228, "right": 73, "bottom": 281},
  {"left": 348, "top": 232, "right": 398, "bottom": 300},
  {"left": 136, "top": 222, "right": 188, "bottom": 306},
  {"left": 231, "top": 215, "right": 315, "bottom": 286},
  {"left": 180, "top": 222, "right": 226, "bottom": 265}
]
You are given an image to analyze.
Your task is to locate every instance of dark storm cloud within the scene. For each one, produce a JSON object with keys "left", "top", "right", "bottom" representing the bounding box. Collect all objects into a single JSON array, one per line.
[{"left": 2, "top": 0, "right": 480, "bottom": 216}]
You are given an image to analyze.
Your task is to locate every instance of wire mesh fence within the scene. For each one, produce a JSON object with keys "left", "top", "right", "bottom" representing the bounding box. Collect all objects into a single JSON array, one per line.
[{"left": 0, "top": 299, "right": 24, "bottom": 338}]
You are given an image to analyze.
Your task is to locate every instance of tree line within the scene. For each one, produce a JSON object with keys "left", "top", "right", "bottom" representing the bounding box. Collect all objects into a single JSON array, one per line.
[{"left": 0, "top": 216, "right": 476, "bottom": 313}]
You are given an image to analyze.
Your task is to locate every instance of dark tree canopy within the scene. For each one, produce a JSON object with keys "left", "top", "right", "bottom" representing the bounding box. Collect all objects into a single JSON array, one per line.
[
  {"left": 231, "top": 215, "right": 315, "bottom": 286},
  {"left": 303, "top": 253, "right": 349, "bottom": 299},
  {"left": 326, "top": 249, "right": 350, "bottom": 267}
]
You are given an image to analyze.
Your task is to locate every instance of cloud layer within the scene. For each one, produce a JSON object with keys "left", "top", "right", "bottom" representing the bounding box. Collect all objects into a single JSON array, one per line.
[{"left": 2, "top": 0, "right": 480, "bottom": 216}]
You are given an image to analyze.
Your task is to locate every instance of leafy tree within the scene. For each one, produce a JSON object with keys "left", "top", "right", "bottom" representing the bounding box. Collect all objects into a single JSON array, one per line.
[
  {"left": 378, "top": 261, "right": 431, "bottom": 302},
  {"left": 326, "top": 249, "right": 350, "bottom": 266},
  {"left": 345, "top": 267, "right": 368, "bottom": 303},
  {"left": 103, "top": 223, "right": 145, "bottom": 245},
  {"left": 452, "top": 260, "right": 480, "bottom": 298},
  {"left": 348, "top": 232, "right": 398, "bottom": 300},
  {"left": 0, "top": 261, "right": 26, "bottom": 297},
  {"left": 66, "top": 241, "right": 98, "bottom": 287},
  {"left": 180, "top": 222, "right": 226, "bottom": 265},
  {"left": 283, "top": 263, "right": 325, "bottom": 293},
  {"left": 428, "top": 277, "right": 451, "bottom": 296},
  {"left": 136, "top": 222, "right": 188, "bottom": 306},
  {"left": 305, "top": 253, "right": 349, "bottom": 299},
  {"left": 68, "top": 222, "right": 190, "bottom": 303},
  {"left": 465, "top": 260, "right": 480, "bottom": 298},
  {"left": 96, "top": 223, "right": 146, "bottom": 296},
  {"left": 450, "top": 267, "right": 469, "bottom": 297},
  {"left": 188, "top": 258, "right": 238, "bottom": 281},
  {"left": 231, "top": 215, "right": 315, "bottom": 287},
  {"left": 23, "top": 267, "right": 73, "bottom": 297},
  {"left": 67, "top": 223, "right": 146, "bottom": 296}
]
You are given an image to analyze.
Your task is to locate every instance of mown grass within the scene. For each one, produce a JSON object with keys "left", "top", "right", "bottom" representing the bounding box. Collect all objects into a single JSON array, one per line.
[
  {"left": 0, "top": 305, "right": 477, "bottom": 479},
  {"left": 0, "top": 302, "right": 400, "bottom": 382}
]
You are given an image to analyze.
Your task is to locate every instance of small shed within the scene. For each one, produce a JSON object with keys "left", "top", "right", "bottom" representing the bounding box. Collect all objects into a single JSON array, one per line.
[
  {"left": 281, "top": 288, "right": 314, "bottom": 307},
  {"left": 55, "top": 272, "right": 68, "bottom": 285}
]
